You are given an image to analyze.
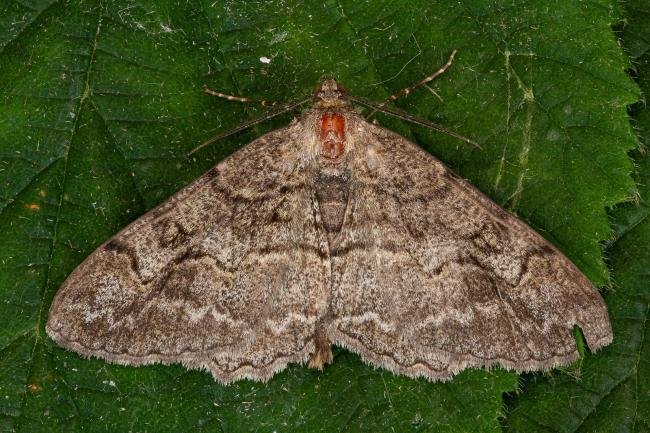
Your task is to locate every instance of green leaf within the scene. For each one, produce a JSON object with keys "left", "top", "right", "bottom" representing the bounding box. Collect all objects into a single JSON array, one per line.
[
  {"left": 503, "top": 153, "right": 650, "bottom": 433},
  {"left": 503, "top": 1, "right": 650, "bottom": 431},
  {"left": 0, "top": 1, "right": 639, "bottom": 432}
]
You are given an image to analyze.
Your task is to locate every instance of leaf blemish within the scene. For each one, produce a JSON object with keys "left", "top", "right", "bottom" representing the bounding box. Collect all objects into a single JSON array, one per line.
[{"left": 24, "top": 203, "right": 40, "bottom": 211}]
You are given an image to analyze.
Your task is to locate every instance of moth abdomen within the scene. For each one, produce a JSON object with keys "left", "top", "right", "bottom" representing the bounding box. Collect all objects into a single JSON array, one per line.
[{"left": 314, "top": 171, "right": 351, "bottom": 235}]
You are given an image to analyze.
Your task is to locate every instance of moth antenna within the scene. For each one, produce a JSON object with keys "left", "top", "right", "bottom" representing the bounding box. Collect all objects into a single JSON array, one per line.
[
  {"left": 204, "top": 86, "right": 279, "bottom": 107},
  {"left": 189, "top": 97, "right": 310, "bottom": 156},
  {"left": 349, "top": 95, "right": 482, "bottom": 149},
  {"left": 376, "top": 49, "right": 458, "bottom": 109}
]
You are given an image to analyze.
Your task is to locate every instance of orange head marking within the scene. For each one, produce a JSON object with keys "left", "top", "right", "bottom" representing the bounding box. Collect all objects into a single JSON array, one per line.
[{"left": 320, "top": 113, "right": 345, "bottom": 159}]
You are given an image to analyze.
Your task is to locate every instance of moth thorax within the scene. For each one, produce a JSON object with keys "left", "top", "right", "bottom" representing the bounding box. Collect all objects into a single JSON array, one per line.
[{"left": 320, "top": 112, "right": 345, "bottom": 159}]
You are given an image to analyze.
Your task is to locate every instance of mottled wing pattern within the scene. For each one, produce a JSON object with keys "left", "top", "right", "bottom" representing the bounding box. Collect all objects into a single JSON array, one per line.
[
  {"left": 328, "top": 120, "right": 612, "bottom": 381},
  {"left": 47, "top": 124, "right": 330, "bottom": 383}
]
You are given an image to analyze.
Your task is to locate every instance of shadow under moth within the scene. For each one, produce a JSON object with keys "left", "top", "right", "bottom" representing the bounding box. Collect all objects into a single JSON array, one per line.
[{"left": 46, "top": 53, "right": 612, "bottom": 384}]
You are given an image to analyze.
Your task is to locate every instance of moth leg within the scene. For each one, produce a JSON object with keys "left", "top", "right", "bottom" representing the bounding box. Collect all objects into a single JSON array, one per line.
[
  {"left": 350, "top": 94, "right": 481, "bottom": 148},
  {"left": 190, "top": 92, "right": 310, "bottom": 155}
]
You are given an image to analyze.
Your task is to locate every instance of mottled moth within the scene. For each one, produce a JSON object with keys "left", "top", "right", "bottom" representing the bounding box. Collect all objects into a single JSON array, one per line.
[{"left": 47, "top": 52, "right": 612, "bottom": 384}]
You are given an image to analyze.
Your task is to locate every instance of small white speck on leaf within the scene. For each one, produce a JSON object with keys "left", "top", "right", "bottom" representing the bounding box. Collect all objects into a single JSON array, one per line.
[
  {"left": 270, "top": 30, "right": 288, "bottom": 44},
  {"left": 546, "top": 129, "right": 560, "bottom": 141}
]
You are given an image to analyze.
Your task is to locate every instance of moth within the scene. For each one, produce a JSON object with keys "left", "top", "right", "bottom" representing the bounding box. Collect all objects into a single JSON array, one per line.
[{"left": 46, "top": 51, "right": 612, "bottom": 384}]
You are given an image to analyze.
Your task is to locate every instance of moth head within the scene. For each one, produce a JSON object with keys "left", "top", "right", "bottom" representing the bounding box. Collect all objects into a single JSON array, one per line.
[{"left": 313, "top": 78, "right": 349, "bottom": 108}]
